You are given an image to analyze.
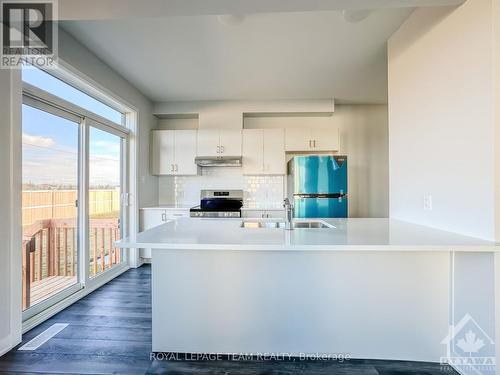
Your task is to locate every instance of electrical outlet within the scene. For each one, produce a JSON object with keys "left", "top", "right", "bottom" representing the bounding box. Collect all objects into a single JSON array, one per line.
[{"left": 423, "top": 195, "right": 433, "bottom": 211}]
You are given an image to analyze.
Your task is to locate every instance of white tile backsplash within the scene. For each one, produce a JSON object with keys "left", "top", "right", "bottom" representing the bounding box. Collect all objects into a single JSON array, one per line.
[{"left": 159, "top": 168, "right": 284, "bottom": 208}]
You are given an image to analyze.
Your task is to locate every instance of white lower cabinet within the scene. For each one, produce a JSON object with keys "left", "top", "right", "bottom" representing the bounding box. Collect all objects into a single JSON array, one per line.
[
  {"left": 242, "top": 210, "right": 285, "bottom": 219},
  {"left": 141, "top": 209, "right": 167, "bottom": 231},
  {"left": 140, "top": 208, "right": 190, "bottom": 231},
  {"left": 140, "top": 208, "right": 190, "bottom": 258}
]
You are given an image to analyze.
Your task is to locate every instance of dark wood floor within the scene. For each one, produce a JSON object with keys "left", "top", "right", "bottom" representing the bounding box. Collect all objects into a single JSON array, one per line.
[
  {"left": 0, "top": 265, "right": 153, "bottom": 374},
  {"left": 0, "top": 264, "right": 458, "bottom": 375}
]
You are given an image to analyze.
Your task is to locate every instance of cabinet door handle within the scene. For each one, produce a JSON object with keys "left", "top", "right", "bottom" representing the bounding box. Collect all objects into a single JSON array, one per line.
[
  {"left": 309, "top": 140, "right": 312, "bottom": 148},
  {"left": 313, "top": 140, "right": 316, "bottom": 148},
  {"left": 220, "top": 145, "right": 224, "bottom": 153},
  {"left": 161, "top": 212, "right": 166, "bottom": 221},
  {"left": 216, "top": 145, "right": 220, "bottom": 154},
  {"left": 171, "top": 164, "right": 174, "bottom": 172},
  {"left": 175, "top": 164, "right": 178, "bottom": 172}
]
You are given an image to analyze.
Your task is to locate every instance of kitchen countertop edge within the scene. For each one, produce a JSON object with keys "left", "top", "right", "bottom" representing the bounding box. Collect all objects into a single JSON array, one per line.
[{"left": 117, "top": 217, "right": 499, "bottom": 252}]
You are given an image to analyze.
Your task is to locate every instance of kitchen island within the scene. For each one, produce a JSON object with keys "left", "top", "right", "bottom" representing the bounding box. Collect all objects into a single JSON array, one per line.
[{"left": 116, "top": 217, "right": 499, "bottom": 364}]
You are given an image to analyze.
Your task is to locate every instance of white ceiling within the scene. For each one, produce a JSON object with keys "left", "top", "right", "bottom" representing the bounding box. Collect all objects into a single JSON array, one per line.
[
  {"left": 57, "top": 0, "right": 463, "bottom": 20},
  {"left": 62, "top": 8, "right": 415, "bottom": 103}
]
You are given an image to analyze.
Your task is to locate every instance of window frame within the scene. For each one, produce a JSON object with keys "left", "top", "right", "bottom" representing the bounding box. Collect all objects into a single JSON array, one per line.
[
  {"left": 23, "top": 82, "right": 130, "bottom": 136},
  {"left": 23, "top": 65, "right": 126, "bottom": 125}
]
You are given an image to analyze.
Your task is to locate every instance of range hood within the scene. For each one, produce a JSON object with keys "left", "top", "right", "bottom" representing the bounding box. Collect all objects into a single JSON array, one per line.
[{"left": 195, "top": 156, "right": 242, "bottom": 167}]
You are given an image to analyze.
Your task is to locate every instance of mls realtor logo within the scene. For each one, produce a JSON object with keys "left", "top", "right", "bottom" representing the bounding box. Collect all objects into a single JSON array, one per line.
[
  {"left": 1, "top": 0, "right": 58, "bottom": 68},
  {"left": 441, "top": 314, "right": 495, "bottom": 374}
]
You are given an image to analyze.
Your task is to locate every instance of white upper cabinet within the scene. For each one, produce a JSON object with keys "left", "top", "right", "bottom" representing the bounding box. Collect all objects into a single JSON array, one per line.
[
  {"left": 197, "top": 129, "right": 242, "bottom": 157},
  {"left": 285, "top": 128, "right": 310, "bottom": 151},
  {"left": 151, "top": 130, "right": 175, "bottom": 175},
  {"left": 220, "top": 129, "right": 242, "bottom": 156},
  {"left": 285, "top": 126, "right": 339, "bottom": 152},
  {"left": 263, "top": 128, "right": 285, "bottom": 174},
  {"left": 243, "top": 128, "right": 285, "bottom": 175},
  {"left": 174, "top": 130, "right": 198, "bottom": 175},
  {"left": 243, "top": 129, "right": 264, "bottom": 174},
  {"left": 311, "top": 127, "right": 339, "bottom": 151},
  {"left": 151, "top": 130, "right": 198, "bottom": 175},
  {"left": 197, "top": 129, "right": 220, "bottom": 157}
]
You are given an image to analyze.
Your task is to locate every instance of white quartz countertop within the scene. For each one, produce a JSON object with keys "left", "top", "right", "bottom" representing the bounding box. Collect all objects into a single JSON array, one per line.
[{"left": 116, "top": 217, "right": 499, "bottom": 252}]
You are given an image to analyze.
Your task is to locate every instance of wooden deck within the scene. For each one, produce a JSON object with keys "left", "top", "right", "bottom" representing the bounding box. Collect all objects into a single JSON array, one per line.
[
  {"left": 30, "top": 276, "right": 77, "bottom": 307},
  {"left": 22, "top": 218, "right": 120, "bottom": 310}
]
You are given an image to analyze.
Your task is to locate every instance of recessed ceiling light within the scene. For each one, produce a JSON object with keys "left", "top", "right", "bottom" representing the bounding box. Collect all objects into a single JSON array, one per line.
[
  {"left": 343, "top": 9, "right": 373, "bottom": 23},
  {"left": 217, "top": 14, "right": 246, "bottom": 26}
]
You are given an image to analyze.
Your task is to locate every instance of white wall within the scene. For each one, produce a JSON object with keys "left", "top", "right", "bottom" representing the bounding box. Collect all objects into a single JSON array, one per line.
[
  {"left": 157, "top": 105, "right": 389, "bottom": 218},
  {"left": 0, "top": 68, "right": 12, "bottom": 354},
  {"left": 0, "top": 69, "right": 22, "bottom": 356},
  {"left": 495, "top": 0, "right": 500, "bottom": 240},
  {"left": 388, "top": 4, "right": 500, "bottom": 374},
  {"left": 388, "top": 1, "right": 496, "bottom": 240}
]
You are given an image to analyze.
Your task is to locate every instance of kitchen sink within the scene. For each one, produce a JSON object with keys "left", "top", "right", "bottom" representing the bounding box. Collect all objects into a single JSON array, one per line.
[{"left": 240, "top": 220, "right": 334, "bottom": 229}]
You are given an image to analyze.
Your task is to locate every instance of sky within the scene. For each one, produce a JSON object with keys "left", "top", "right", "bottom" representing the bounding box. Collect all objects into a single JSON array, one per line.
[
  {"left": 22, "top": 67, "right": 122, "bottom": 124},
  {"left": 22, "top": 68, "right": 122, "bottom": 188}
]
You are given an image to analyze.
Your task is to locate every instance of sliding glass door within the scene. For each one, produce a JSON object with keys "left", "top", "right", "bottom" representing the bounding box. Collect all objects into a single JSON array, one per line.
[
  {"left": 21, "top": 102, "right": 82, "bottom": 312},
  {"left": 22, "top": 90, "right": 129, "bottom": 319},
  {"left": 88, "top": 124, "right": 127, "bottom": 277}
]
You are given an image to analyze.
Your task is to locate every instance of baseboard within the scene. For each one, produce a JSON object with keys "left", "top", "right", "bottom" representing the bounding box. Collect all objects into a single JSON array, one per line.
[
  {"left": 141, "top": 258, "right": 151, "bottom": 264},
  {"left": 0, "top": 335, "right": 14, "bottom": 357},
  {"left": 22, "top": 265, "right": 130, "bottom": 334}
]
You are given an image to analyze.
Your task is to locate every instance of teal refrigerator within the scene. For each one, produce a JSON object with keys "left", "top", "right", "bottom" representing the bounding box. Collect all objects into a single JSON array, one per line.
[{"left": 287, "top": 155, "right": 348, "bottom": 218}]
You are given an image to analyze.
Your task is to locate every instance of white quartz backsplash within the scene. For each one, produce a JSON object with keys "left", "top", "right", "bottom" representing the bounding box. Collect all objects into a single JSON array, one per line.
[{"left": 158, "top": 167, "right": 284, "bottom": 208}]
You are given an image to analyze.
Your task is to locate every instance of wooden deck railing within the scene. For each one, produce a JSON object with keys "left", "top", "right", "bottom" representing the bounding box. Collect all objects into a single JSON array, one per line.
[{"left": 22, "top": 218, "right": 120, "bottom": 310}]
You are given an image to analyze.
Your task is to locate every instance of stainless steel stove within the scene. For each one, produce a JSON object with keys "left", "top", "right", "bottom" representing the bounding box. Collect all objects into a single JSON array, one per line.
[{"left": 189, "top": 190, "right": 243, "bottom": 218}]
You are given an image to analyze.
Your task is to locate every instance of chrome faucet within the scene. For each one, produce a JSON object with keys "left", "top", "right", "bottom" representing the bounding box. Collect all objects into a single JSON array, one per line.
[{"left": 283, "top": 198, "right": 294, "bottom": 230}]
